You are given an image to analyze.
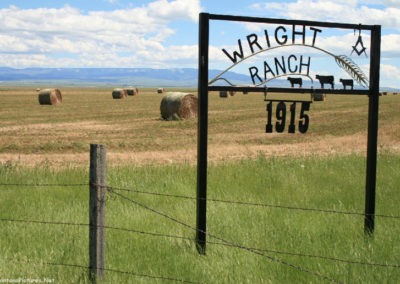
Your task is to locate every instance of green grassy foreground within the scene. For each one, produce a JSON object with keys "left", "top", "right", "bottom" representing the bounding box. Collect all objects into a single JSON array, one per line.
[{"left": 0, "top": 153, "right": 399, "bottom": 283}]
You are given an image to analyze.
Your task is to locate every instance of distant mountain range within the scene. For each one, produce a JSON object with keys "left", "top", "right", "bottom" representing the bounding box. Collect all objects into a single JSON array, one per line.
[
  {"left": 0, "top": 67, "right": 250, "bottom": 87},
  {"left": 0, "top": 67, "right": 397, "bottom": 92}
]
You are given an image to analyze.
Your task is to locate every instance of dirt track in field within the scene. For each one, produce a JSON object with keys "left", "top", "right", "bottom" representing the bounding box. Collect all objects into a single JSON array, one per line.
[{"left": 0, "top": 132, "right": 398, "bottom": 168}]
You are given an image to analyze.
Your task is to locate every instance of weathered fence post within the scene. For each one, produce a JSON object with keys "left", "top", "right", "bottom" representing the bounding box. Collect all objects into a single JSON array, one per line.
[{"left": 89, "top": 144, "right": 106, "bottom": 282}]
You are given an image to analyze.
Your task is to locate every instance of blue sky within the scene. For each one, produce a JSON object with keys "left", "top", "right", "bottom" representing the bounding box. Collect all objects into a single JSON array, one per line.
[{"left": 0, "top": 0, "right": 399, "bottom": 88}]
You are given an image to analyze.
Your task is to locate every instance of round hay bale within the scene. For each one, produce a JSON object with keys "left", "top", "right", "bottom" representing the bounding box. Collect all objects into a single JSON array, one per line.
[
  {"left": 160, "top": 92, "right": 198, "bottom": 120},
  {"left": 219, "top": 91, "right": 229, "bottom": 98},
  {"left": 125, "top": 87, "right": 138, "bottom": 96},
  {"left": 229, "top": 91, "right": 236, "bottom": 96},
  {"left": 313, "top": 92, "right": 326, "bottom": 101},
  {"left": 112, "top": 88, "right": 127, "bottom": 99},
  {"left": 157, "top": 88, "right": 164, "bottom": 94},
  {"left": 38, "top": 88, "right": 62, "bottom": 105}
]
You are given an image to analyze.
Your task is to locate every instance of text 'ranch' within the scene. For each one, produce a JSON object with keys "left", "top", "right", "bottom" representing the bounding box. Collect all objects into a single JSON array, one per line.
[{"left": 222, "top": 24, "right": 323, "bottom": 84}]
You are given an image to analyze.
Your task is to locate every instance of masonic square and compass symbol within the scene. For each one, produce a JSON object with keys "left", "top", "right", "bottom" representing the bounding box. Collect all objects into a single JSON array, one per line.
[{"left": 351, "top": 26, "right": 367, "bottom": 56}]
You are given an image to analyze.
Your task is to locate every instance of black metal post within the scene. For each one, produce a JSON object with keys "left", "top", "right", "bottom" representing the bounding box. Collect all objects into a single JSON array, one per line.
[
  {"left": 364, "top": 25, "right": 381, "bottom": 234},
  {"left": 196, "top": 12, "right": 209, "bottom": 254}
]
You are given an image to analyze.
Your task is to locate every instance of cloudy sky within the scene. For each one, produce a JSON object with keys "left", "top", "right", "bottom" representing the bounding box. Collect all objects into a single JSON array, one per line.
[{"left": 0, "top": 0, "right": 399, "bottom": 88}]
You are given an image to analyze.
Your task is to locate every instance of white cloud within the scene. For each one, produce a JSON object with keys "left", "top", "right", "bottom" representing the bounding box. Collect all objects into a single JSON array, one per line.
[
  {"left": 253, "top": 0, "right": 400, "bottom": 29},
  {"left": 0, "top": 1, "right": 201, "bottom": 68},
  {"left": 380, "top": 64, "right": 400, "bottom": 87},
  {"left": 381, "top": 64, "right": 400, "bottom": 79},
  {"left": 147, "top": 0, "right": 200, "bottom": 21},
  {"left": 246, "top": 1, "right": 400, "bottom": 88},
  {"left": 381, "top": 34, "right": 400, "bottom": 57}
]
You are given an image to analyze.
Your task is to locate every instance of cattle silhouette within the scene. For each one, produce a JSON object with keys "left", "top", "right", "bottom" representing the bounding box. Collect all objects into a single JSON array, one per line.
[
  {"left": 287, "top": 77, "right": 302, "bottom": 88},
  {"left": 339, "top": 79, "right": 354, "bottom": 90},
  {"left": 315, "top": 75, "right": 334, "bottom": 89}
]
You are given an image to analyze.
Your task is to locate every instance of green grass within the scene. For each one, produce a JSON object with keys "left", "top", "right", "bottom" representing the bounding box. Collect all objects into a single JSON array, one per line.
[{"left": 0, "top": 153, "right": 399, "bottom": 283}]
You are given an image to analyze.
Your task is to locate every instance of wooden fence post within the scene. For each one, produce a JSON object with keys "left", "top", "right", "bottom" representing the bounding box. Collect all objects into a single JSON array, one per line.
[{"left": 89, "top": 144, "right": 106, "bottom": 282}]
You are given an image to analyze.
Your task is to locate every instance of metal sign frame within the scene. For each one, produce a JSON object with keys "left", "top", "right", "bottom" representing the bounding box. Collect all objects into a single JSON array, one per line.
[{"left": 196, "top": 12, "right": 381, "bottom": 253}]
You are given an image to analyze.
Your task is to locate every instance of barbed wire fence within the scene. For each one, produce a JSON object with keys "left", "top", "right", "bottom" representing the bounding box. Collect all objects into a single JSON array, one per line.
[
  {"left": 2, "top": 182, "right": 399, "bottom": 219},
  {"left": 0, "top": 144, "right": 399, "bottom": 283},
  {"left": 1, "top": 183, "right": 400, "bottom": 283}
]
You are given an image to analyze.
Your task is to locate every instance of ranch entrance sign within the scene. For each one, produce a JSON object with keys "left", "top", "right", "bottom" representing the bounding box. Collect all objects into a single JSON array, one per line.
[{"left": 196, "top": 13, "right": 381, "bottom": 253}]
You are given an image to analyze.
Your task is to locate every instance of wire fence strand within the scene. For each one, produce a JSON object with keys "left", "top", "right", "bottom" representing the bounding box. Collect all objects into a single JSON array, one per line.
[
  {"left": 5, "top": 257, "right": 201, "bottom": 283},
  {"left": 0, "top": 183, "right": 87, "bottom": 188},
  {"left": 108, "top": 189, "right": 344, "bottom": 284},
  {"left": 208, "top": 241, "right": 400, "bottom": 268},
  {"left": 1, "top": 216, "right": 399, "bottom": 270},
  {"left": 0, "top": 217, "right": 191, "bottom": 241},
  {"left": 1, "top": 182, "right": 399, "bottom": 219},
  {"left": 107, "top": 184, "right": 400, "bottom": 219}
]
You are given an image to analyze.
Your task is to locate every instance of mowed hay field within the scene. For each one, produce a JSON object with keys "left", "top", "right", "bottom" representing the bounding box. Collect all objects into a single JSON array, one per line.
[
  {"left": 0, "top": 86, "right": 400, "bottom": 283},
  {"left": 0, "top": 86, "right": 399, "bottom": 167}
]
